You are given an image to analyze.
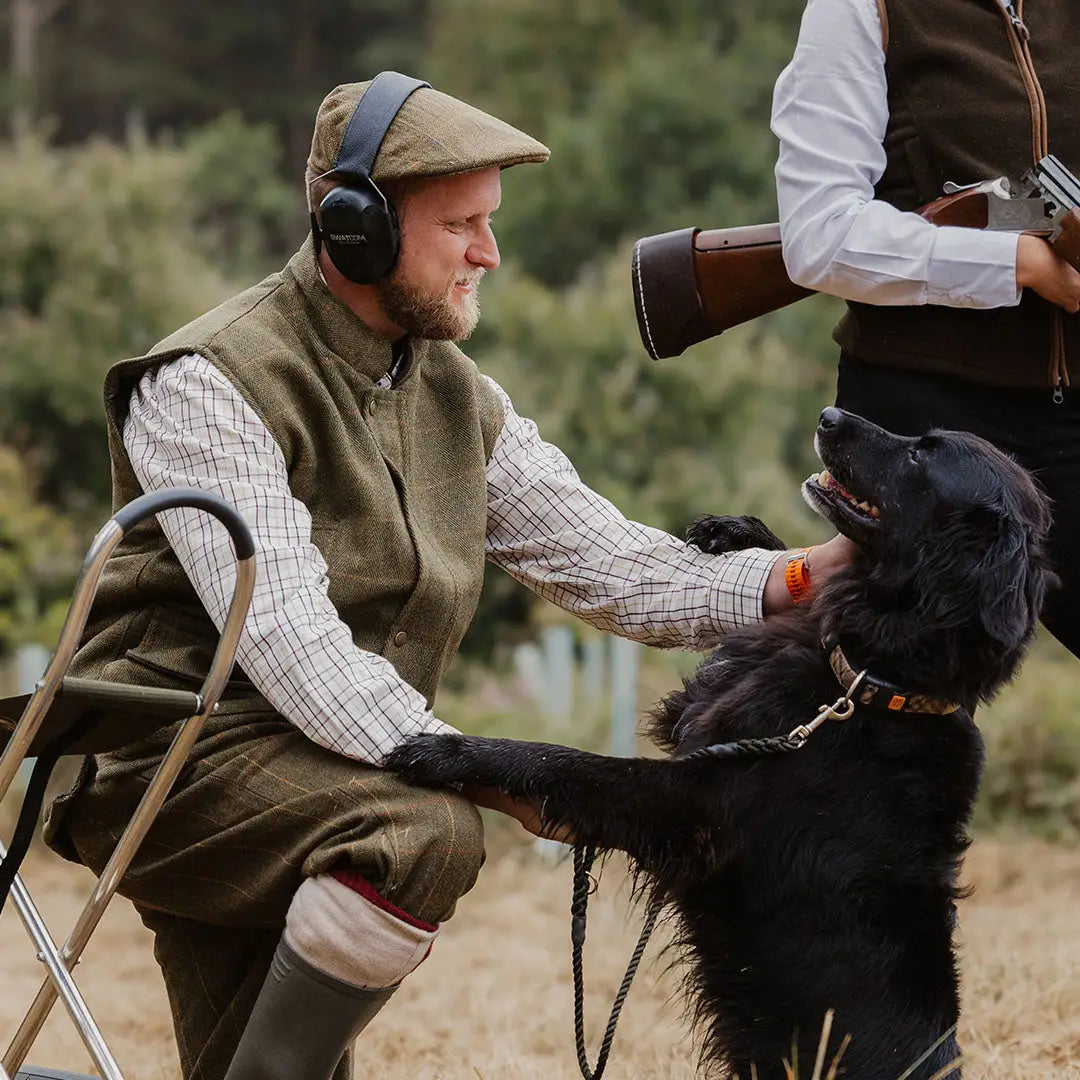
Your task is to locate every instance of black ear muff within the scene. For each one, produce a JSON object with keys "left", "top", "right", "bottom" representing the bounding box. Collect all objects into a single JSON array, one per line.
[
  {"left": 319, "top": 181, "right": 400, "bottom": 284},
  {"left": 311, "top": 71, "right": 430, "bottom": 285}
]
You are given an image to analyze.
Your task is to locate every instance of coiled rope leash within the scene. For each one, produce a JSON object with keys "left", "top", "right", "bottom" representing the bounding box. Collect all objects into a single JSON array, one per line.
[
  {"left": 569, "top": 671, "right": 866, "bottom": 1080},
  {"left": 571, "top": 843, "right": 660, "bottom": 1080}
]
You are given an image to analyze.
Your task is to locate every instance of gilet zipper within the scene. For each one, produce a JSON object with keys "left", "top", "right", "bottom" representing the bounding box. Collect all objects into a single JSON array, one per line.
[{"left": 996, "top": 0, "right": 1067, "bottom": 401}]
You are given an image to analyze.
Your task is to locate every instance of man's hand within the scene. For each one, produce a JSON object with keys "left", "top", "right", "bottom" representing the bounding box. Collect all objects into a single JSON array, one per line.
[
  {"left": 762, "top": 533, "right": 859, "bottom": 615},
  {"left": 462, "top": 783, "right": 575, "bottom": 843},
  {"left": 1017, "top": 234, "right": 1080, "bottom": 313}
]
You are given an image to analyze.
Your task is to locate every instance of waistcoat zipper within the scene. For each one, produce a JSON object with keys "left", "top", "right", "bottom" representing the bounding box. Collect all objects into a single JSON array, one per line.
[{"left": 995, "top": 0, "right": 1067, "bottom": 401}]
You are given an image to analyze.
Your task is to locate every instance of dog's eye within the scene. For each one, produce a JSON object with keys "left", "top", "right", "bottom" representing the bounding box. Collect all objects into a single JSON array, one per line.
[{"left": 909, "top": 447, "right": 920, "bottom": 463}]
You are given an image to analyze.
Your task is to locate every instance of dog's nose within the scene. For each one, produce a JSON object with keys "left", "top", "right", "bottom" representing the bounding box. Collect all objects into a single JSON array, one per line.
[{"left": 819, "top": 407, "right": 844, "bottom": 430}]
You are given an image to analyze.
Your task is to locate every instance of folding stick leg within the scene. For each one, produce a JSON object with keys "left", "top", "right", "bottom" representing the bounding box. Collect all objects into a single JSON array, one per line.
[
  {"left": 0, "top": 489, "right": 255, "bottom": 1079},
  {"left": 0, "top": 842, "right": 123, "bottom": 1080},
  {"left": 2, "top": 710, "right": 213, "bottom": 1077}
]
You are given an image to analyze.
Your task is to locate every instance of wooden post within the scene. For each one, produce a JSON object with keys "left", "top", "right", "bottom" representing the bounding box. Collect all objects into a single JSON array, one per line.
[
  {"left": 9, "top": 0, "right": 63, "bottom": 143},
  {"left": 610, "top": 637, "right": 639, "bottom": 757}
]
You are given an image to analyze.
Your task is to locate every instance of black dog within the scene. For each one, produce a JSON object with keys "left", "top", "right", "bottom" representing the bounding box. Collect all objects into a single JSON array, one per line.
[{"left": 386, "top": 408, "right": 1053, "bottom": 1079}]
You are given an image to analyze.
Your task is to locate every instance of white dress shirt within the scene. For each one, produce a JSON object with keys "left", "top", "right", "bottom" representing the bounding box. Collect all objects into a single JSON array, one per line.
[
  {"left": 124, "top": 354, "right": 781, "bottom": 765},
  {"left": 771, "top": 0, "right": 1023, "bottom": 309}
]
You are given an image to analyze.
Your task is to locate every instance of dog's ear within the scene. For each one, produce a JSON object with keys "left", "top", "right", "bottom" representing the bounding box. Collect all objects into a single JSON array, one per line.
[
  {"left": 909, "top": 505, "right": 1050, "bottom": 651},
  {"left": 959, "top": 506, "right": 1050, "bottom": 649}
]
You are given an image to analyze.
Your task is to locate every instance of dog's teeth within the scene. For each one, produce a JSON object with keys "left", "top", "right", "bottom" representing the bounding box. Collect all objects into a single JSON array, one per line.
[
  {"left": 857, "top": 500, "right": 871, "bottom": 511},
  {"left": 869, "top": 506, "right": 881, "bottom": 519}
]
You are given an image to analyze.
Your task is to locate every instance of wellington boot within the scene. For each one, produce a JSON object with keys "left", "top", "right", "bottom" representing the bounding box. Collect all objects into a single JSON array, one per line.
[{"left": 224, "top": 938, "right": 396, "bottom": 1080}]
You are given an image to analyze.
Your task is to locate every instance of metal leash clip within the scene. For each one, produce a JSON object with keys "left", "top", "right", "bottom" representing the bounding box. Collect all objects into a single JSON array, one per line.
[{"left": 787, "top": 669, "right": 867, "bottom": 747}]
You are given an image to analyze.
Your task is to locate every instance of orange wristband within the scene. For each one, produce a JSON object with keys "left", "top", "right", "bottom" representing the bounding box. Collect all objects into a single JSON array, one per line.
[{"left": 785, "top": 548, "right": 814, "bottom": 604}]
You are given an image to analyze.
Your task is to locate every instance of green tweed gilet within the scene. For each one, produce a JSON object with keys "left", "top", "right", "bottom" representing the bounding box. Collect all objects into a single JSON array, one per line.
[{"left": 71, "top": 239, "right": 504, "bottom": 740}]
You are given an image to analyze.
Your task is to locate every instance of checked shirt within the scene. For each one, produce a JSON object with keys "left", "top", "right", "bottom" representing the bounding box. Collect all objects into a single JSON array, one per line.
[{"left": 123, "top": 353, "right": 782, "bottom": 765}]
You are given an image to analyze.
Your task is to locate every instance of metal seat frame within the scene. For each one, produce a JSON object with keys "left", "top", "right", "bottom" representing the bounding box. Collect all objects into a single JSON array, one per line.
[{"left": 0, "top": 489, "right": 256, "bottom": 1080}]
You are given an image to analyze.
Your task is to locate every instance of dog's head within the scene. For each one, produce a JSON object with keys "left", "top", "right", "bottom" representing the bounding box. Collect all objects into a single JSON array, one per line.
[{"left": 803, "top": 408, "right": 1054, "bottom": 700}]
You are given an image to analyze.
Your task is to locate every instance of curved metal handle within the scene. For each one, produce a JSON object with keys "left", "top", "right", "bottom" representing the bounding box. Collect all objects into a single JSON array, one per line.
[
  {"left": 112, "top": 487, "right": 255, "bottom": 559},
  {"left": 0, "top": 487, "right": 256, "bottom": 805}
]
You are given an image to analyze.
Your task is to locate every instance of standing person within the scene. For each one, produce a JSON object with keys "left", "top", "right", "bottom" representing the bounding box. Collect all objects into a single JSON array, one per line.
[
  {"left": 46, "top": 74, "right": 854, "bottom": 1080},
  {"left": 772, "top": 0, "right": 1080, "bottom": 654}
]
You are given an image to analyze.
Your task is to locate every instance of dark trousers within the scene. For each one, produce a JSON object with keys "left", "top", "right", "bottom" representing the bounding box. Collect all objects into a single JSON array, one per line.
[{"left": 836, "top": 355, "right": 1080, "bottom": 658}]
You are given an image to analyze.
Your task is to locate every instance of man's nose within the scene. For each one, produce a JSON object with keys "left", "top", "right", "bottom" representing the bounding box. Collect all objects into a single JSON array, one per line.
[{"left": 468, "top": 225, "right": 500, "bottom": 271}]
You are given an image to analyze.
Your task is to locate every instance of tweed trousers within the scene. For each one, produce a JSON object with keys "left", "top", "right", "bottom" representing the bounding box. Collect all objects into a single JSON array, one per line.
[{"left": 45, "top": 700, "right": 486, "bottom": 1080}]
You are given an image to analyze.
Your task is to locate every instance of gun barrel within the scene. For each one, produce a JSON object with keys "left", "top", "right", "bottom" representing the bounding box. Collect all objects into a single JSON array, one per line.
[{"left": 1036, "top": 154, "right": 1080, "bottom": 212}]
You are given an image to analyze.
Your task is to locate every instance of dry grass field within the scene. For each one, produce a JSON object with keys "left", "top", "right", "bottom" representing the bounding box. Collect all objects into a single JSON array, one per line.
[{"left": 0, "top": 833, "right": 1077, "bottom": 1080}]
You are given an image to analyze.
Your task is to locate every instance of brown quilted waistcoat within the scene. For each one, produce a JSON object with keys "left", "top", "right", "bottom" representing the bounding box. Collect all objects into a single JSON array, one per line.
[
  {"left": 70, "top": 239, "right": 505, "bottom": 739},
  {"left": 835, "top": 0, "right": 1080, "bottom": 390}
]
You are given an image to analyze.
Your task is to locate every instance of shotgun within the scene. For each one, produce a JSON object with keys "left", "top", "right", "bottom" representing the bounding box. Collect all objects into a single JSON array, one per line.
[{"left": 632, "top": 155, "right": 1080, "bottom": 360}]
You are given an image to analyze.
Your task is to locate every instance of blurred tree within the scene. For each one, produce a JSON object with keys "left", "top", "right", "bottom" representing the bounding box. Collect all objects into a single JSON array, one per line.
[
  {"left": 182, "top": 112, "right": 298, "bottom": 275},
  {"left": 7, "top": 0, "right": 813, "bottom": 289},
  {"left": 26, "top": 0, "right": 428, "bottom": 162},
  {"left": 0, "top": 136, "right": 234, "bottom": 522},
  {"left": 0, "top": 446, "right": 78, "bottom": 652},
  {"left": 427, "top": 0, "right": 804, "bottom": 286},
  {"left": 8, "top": 0, "right": 64, "bottom": 141},
  {"left": 423, "top": 0, "right": 634, "bottom": 134}
]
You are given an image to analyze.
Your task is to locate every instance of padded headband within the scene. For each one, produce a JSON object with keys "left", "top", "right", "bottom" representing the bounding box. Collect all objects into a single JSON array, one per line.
[{"left": 333, "top": 71, "right": 431, "bottom": 179}]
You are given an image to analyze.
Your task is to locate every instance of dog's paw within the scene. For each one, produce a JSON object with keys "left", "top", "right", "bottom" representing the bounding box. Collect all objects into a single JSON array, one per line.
[
  {"left": 685, "top": 514, "right": 787, "bottom": 553},
  {"left": 384, "top": 733, "right": 483, "bottom": 788}
]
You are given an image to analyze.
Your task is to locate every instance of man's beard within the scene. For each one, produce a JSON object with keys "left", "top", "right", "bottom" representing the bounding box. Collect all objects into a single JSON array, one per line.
[{"left": 377, "top": 267, "right": 483, "bottom": 341}]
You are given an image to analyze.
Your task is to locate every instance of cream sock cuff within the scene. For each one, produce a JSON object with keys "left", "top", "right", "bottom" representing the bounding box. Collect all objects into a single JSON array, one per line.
[{"left": 284, "top": 875, "right": 439, "bottom": 990}]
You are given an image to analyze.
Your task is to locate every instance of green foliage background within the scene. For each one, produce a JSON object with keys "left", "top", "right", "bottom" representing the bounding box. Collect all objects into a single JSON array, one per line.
[{"left": 0, "top": 0, "right": 1075, "bottom": 835}]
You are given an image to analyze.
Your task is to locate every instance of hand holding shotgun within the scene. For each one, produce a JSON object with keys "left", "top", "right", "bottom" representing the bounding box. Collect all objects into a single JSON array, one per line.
[{"left": 633, "top": 155, "right": 1080, "bottom": 360}]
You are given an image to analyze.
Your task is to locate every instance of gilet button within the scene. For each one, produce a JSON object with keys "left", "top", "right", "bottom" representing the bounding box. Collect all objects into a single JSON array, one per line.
[
  {"left": 367, "top": 398, "right": 377, "bottom": 415},
  {"left": 393, "top": 630, "right": 408, "bottom": 647}
]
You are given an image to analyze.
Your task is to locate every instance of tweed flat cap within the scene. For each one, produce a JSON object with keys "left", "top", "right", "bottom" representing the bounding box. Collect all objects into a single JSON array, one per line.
[{"left": 308, "top": 78, "right": 550, "bottom": 182}]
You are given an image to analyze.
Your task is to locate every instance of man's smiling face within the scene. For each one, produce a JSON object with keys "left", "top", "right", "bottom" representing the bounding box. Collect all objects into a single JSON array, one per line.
[{"left": 377, "top": 166, "right": 502, "bottom": 341}]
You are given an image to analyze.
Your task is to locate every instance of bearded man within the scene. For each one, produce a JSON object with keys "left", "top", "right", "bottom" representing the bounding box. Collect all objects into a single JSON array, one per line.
[{"left": 45, "top": 75, "right": 854, "bottom": 1080}]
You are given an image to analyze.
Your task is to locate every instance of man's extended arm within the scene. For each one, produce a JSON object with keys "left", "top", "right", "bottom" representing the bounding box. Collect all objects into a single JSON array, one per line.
[
  {"left": 483, "top": 377, "right": 789, "bottom": 651},
  {"left": 124, "top": 354, "right": 455, "bottom": 764}
]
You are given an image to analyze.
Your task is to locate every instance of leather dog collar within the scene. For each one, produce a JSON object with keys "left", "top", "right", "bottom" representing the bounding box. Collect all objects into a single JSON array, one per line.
[{"left": 826, "top": 641, "right": 960, "bottom": 716}]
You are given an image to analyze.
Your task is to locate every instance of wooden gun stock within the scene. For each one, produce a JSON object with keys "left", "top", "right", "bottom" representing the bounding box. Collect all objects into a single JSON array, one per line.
[
  {"left": 632, "top": 189, "right": 1060, "bottom": 360},
  {"left": 1052, "top": 206, "right": 1080, "bottom": 271},
  {"left": 632, "top": 225, "right": 808, "bottom": 360}
]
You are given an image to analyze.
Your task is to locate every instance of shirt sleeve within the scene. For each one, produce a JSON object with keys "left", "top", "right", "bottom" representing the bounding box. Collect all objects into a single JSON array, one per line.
[
  {"left": 123, "top": 353, "right": 456, "bottom": 765},
  {"left": 771, "top": 0, "right": 1022, "bottom": 309},
  {"left": 483, "top": 378, "right": 784, "bottom": 651}
]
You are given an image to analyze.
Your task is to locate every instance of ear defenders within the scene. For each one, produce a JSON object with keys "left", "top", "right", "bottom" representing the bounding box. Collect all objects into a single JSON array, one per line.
[{"left": 311, "top": 72, "right": 430, "bottom": 284}]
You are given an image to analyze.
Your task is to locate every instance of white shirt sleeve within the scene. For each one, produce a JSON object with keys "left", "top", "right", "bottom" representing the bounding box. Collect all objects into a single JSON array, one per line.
[
  {"left": 771, "top": 0, "right": 1022, "bottom": 309},
  {"left": 483, "top": 378, "right": 784, "bottom": 652},
  {"left": 123, "top": 353, "right": 456, "bottom": 765}
]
